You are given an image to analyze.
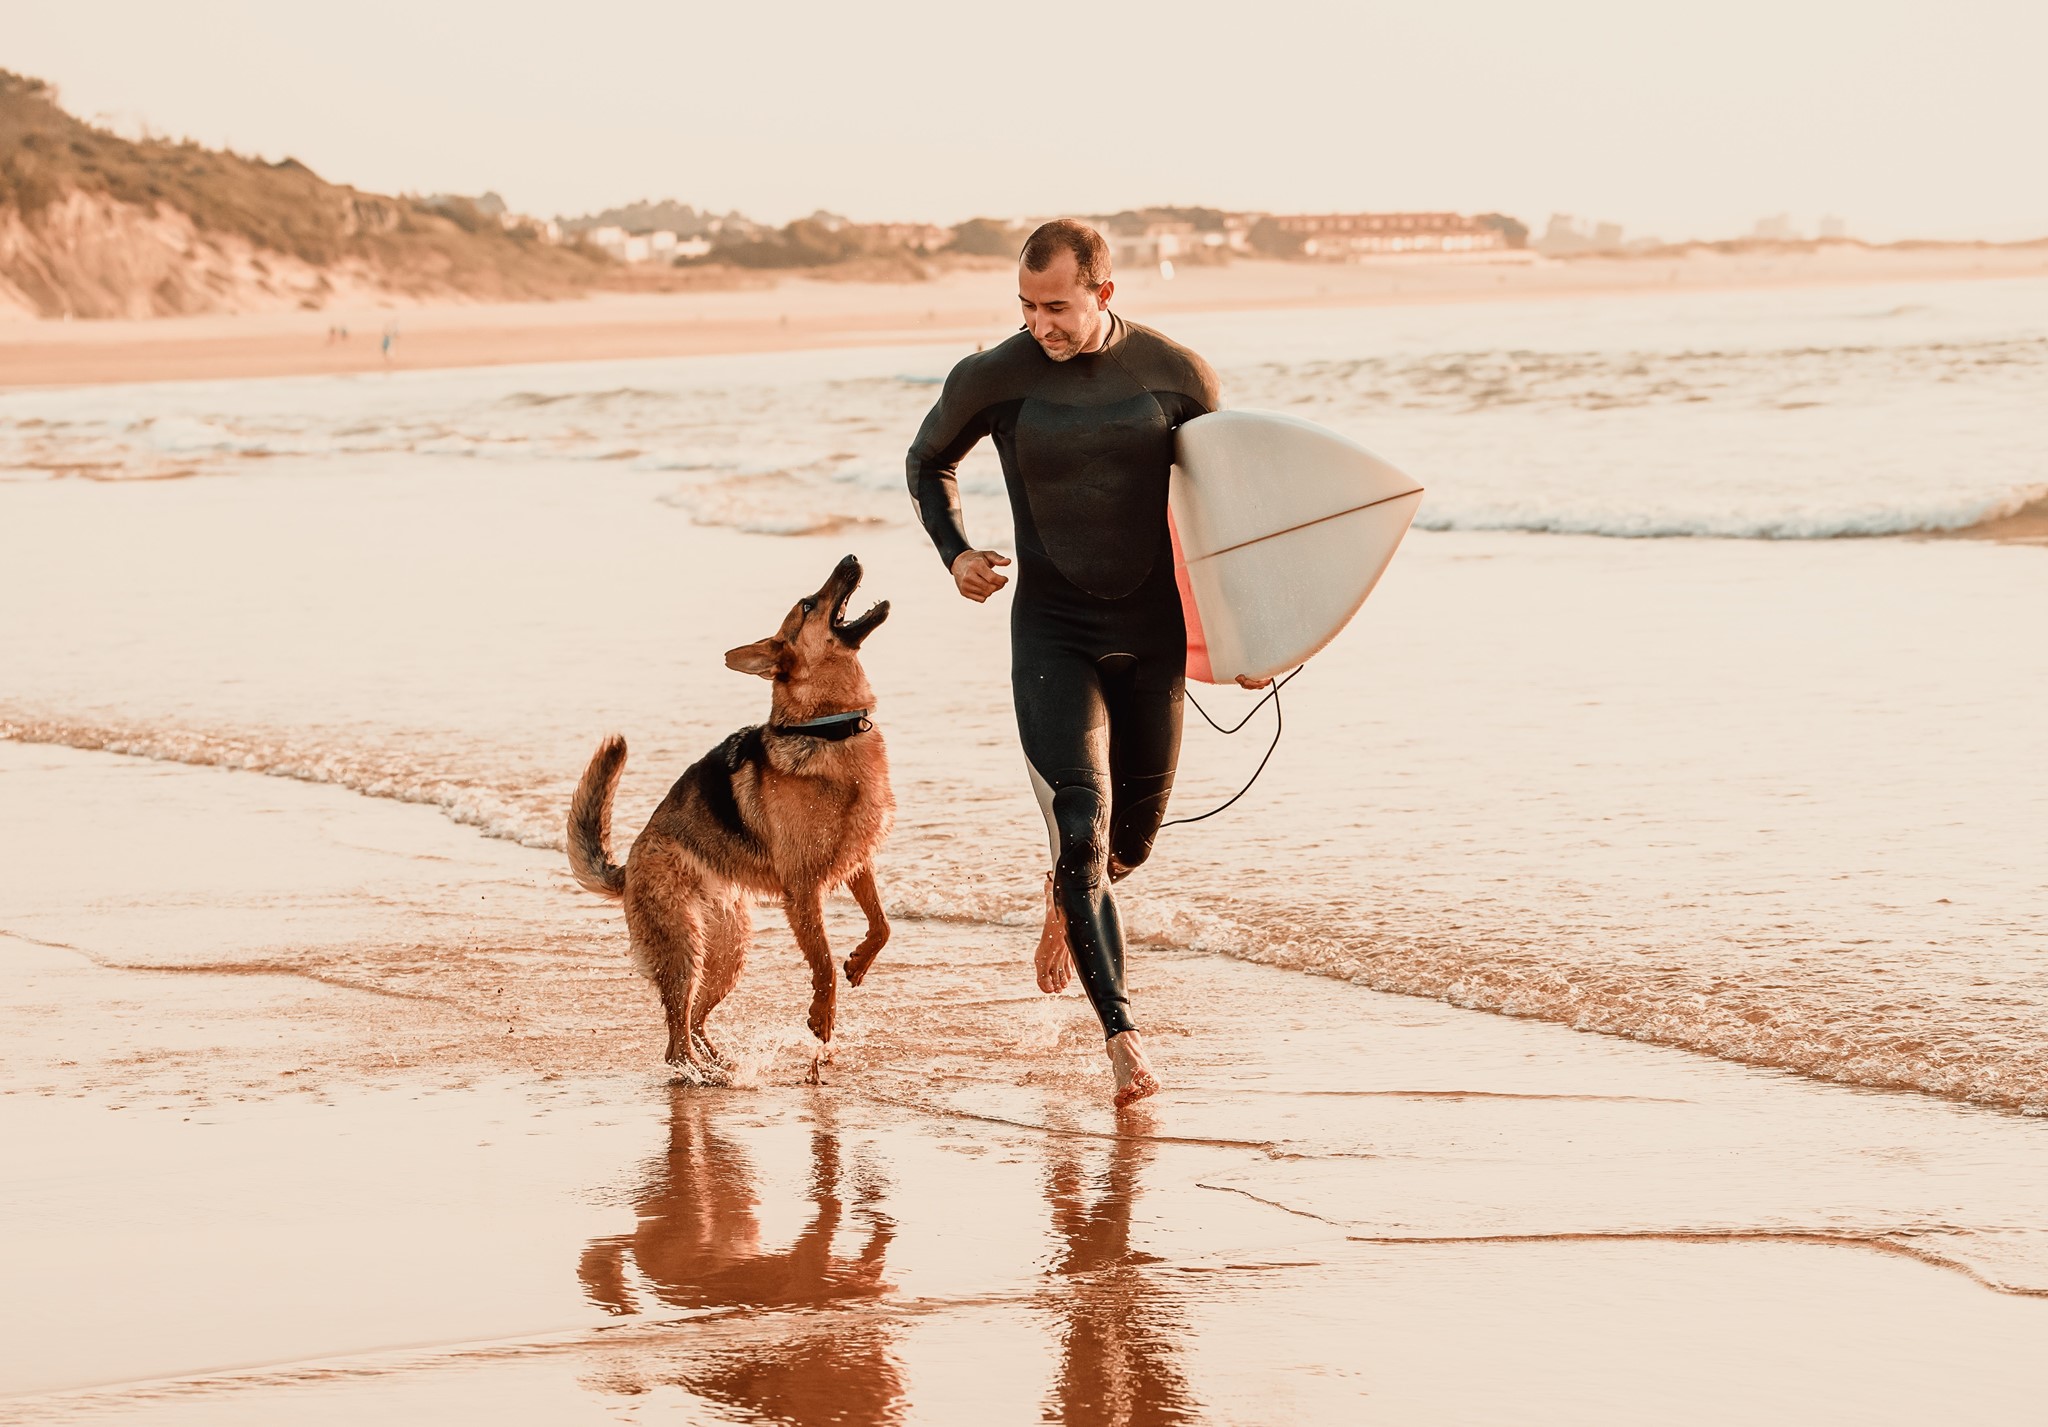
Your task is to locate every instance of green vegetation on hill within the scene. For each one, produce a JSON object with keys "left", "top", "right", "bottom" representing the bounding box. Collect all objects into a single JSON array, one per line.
[
  {"left": 946, "top": 217, "right": 1029, "bottom": 258},
  {"left": 0, "top": 70, "right": 613, "bottom": 315},
  {"left": 708, "top": 218, "right": 917, "bottom": 273},
  {"left": 561, "top": 198, "right": 732, "bottom": 237}
]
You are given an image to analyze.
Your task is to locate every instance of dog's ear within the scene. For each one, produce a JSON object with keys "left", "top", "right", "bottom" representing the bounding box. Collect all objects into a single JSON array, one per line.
[{"left": 724, "top": 638, "right": 783, "bottom": 679}]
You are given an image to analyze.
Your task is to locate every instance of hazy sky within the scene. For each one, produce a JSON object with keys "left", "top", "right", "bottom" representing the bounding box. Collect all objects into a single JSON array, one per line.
[{"left": 13, "top": 0, "right": 2047, "bottom": 241}]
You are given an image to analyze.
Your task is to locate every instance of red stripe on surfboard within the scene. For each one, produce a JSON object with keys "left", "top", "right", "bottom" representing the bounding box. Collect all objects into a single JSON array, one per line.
[
  {"left": 1168, "top": 510, "right": 1213, "bottom": 683},
  {"left": 1182, "top": 488, "right": 1427, "bottom": 564}
]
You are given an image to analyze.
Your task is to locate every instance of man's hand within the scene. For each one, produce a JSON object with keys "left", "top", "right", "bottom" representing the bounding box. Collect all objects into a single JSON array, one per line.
[
  {"left": 1235, "top": 674, "right": 1273, "bottom": 690},
  {"left": 951, "top": 549, "right": 1012, "bottom": 603}
]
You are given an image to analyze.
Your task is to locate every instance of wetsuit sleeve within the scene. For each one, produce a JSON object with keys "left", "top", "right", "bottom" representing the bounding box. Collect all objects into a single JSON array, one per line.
[{"left": 906, "top": 363, "right": 992, "bottom": 571}]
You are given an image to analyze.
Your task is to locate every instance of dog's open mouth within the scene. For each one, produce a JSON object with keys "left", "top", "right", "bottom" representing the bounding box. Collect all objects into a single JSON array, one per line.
[{"left": 829, "top": 558, "right": 890, "bottom": 647}]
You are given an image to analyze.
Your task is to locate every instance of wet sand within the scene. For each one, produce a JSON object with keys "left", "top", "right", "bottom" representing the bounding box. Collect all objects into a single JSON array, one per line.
[
  {"left": 1933, "top": 493, "right": 2048, "bottom": 546},
  {"left": 5, "top": 243, "right": 2046, "bottom": 389},
  {"left": 7, "top": 741, "right": 2048, "bottom": 1423}
]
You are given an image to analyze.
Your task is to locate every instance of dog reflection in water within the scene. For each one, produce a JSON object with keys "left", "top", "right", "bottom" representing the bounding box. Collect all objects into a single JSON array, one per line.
[
  {"left": 577, "top": 1089, "right": 899, "bottom": 1418},
  {"left": 579, "top": 1094, "right": 1196, "bottom": 1422}
]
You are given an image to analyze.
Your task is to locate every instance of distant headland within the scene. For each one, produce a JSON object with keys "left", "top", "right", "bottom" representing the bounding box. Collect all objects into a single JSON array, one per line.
[{"left": 3, "top": 70, "right": 2042, "bottom": 324}]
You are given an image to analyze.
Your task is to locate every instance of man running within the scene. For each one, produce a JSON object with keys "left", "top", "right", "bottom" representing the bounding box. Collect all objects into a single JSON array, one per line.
[{"left": 907, "top": 219, "right": 1256, "bottom": 1108}]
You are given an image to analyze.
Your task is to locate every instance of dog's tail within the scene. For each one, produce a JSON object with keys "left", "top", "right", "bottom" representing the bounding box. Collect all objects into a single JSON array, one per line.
[{"left": 567, "top": 734, "right": 629, "bottom": 898}]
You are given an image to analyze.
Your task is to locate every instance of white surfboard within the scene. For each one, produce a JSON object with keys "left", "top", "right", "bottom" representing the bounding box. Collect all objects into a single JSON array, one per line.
[{"left": 1169, "top": 410, "right": 1424, "bottom": 684}]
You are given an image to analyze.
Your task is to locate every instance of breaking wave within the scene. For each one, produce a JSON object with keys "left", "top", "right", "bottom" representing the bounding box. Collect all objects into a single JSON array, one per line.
[
  {"left": 10, "top": 709, "right": 2048, "bottom": 1118},
  {"left": 1411, "top": 483, "right": 2048, "bottom": 541}
]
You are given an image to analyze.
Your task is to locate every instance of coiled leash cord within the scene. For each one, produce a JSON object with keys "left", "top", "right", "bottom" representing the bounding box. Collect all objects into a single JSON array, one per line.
[{"left": 1161, "top": 664, "right": 1306, "bottom": 828}]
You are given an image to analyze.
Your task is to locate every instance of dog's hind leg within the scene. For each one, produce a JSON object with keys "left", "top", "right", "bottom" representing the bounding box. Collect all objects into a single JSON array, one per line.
[
  {"left": 627, "top": 881, "right": 710, "bottom": 1076},
  {"left": 780, "top": 885, "right": 837, "bottom": 1070},
  {"left": 690, "top": 894, "right": 751, "bottom": 1068},
  {"left": 842, "top": 863, "right": 890, "bottom": 987}
]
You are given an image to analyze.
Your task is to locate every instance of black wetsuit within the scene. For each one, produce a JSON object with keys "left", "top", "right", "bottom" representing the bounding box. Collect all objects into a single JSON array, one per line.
[{"left": 907, "top": 314, "right": 1220, "bottom": 1038}]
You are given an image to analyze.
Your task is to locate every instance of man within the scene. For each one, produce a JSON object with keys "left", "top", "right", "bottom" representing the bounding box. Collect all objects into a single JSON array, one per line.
[{"left": 906, "top": 219, "right": 1260, "bottom": 1108}]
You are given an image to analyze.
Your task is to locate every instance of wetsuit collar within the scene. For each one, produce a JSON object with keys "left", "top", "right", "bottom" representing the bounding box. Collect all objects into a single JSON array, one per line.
[{"left": 772, "top": 709, "right": 873, "bottom": 741}]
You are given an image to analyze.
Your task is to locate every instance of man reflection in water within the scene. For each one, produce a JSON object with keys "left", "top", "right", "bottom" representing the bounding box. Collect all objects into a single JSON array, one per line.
[
  {"left": 1045, "top": 1134, "right": 1198, "bottom": 1425},
  {"left": 577, "top": 1088, "right": 900, "bottom": 1421},
  {"left": 581, "top": 1091, "right": 1196, "bottom": 1422}
]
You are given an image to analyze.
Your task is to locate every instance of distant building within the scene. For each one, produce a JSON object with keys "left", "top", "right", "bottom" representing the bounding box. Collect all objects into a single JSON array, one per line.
[
  {"left": 1537, "top": 215, "right": 1628, "bottom": 255},
  {"left": 1753, "top": 214, "right": 1797, "bottom": 240},
  {"left": 1819, "top": 215, "right": 1848, "bottom": 239},
  {"left": 1106, "top": 218, "right": 1198, "bottom": 267},
  {"left": 498, "top": 211, "right": 561, "bottom": 243},
  {"left": 858, "top": 222, "right": 954, "bottom": 253},
  {"left": 1263, "top": 212, "right": 1508, "bottom": 258},
  {"left": 675, "top": 236, "right": 712, "bottom": 259}
]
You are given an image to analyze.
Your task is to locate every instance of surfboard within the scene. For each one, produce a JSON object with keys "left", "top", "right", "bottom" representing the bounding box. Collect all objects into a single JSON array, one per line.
[{"left": 1169, "top": 410, "right": 1424, "bottom": 684}]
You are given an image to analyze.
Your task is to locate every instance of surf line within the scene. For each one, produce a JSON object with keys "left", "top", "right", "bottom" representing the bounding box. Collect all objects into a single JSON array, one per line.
[{"left": 1183, "top": 487, "right": 1428, "bottom": 564}]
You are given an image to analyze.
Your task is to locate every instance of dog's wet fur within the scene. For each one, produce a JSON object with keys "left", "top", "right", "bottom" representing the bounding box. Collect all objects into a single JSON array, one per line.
[{"left": 567, "top": 555, "right": 894, "bottom": 1079}]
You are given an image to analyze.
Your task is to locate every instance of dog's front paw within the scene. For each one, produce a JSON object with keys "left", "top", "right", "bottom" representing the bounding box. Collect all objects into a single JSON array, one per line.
[
  {"left": 806, "top": 993, "right": 836, "bottom": 1044},
  {"left": 844, "top": 926, "right": 889, "bottom": 986}
]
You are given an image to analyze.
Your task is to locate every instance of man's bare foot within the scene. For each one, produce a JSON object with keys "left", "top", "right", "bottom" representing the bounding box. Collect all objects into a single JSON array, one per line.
[
  {"left": 1107, "top": 1029, "right": 1160, "bottom": 1108},
  {"left": 1035, "top": 870, "right": 1074, "bottom": 994}
]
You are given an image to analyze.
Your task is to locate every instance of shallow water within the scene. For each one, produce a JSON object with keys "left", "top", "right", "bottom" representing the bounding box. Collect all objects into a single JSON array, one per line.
[
  {"left": 4, "top": 277, "right": 2043, "bottom": 538},
  {"left": 8, "top": 738, "right": 2048, "bottom": 1422},
  {"left": 3, "top": 275, "right": 2046, "bottom": 1122}
]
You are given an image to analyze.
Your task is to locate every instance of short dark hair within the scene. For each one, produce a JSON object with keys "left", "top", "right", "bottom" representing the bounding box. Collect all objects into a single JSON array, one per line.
[{"left": 1020, "top": 219, "right": 1111, "bottom": 290}]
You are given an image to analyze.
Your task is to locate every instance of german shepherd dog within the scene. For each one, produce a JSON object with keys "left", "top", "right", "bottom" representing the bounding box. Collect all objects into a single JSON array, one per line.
[{"left": 566, "top": 555, "right": 893, "bottom": 1079}]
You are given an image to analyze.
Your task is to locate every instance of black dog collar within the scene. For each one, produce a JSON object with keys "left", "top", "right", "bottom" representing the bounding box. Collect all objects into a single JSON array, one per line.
[{"left": 772, "top": 709, "right": 873, "bottom": 742}]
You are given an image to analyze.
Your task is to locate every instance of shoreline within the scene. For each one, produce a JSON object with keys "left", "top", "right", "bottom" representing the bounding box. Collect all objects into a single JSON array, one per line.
[
  {"left": 6, "top": 740, "right": 2048, "bottom": 1420},
  {"left": 5, "top": 245, "right": 2046, "bottom": 390},
  {"left": 1931, "top": 494, "right": 2048, "bottom": 546}
]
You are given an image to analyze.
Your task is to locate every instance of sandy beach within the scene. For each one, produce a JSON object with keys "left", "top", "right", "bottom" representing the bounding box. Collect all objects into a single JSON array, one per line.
[
  {"left": 5, "top": 263, "right": 2048, "bottom": 1422},
  {"left": 7, "top": 740, "right": 2048, "bottom": 1423},
  {"left": 5, "top": 244, "right": 2046, "bottom": 389}
]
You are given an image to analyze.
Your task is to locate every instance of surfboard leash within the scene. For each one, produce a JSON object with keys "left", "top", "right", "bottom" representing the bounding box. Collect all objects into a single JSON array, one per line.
[
  {"left": 1162, "top": 665, "right": 1305, "bottom": 829},
  {"left": 1099, "top": 329, "right": 1301, "bottom": 829}
]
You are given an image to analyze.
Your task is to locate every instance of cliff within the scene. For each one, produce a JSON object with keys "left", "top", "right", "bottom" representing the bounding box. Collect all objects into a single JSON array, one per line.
[{"left": 0, "top": 71, "right": 613, "bottom": 319}]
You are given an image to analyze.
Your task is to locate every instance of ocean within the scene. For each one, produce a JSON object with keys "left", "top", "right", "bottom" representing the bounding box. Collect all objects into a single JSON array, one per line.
[{"left": 4, "top": 273, "right": 2045, "bottom": 1113}]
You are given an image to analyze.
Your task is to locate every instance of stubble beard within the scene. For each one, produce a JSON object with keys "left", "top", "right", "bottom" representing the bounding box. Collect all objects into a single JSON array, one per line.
[{"left": 1037, "top": 307, "right": 1104, "bottom": 363}]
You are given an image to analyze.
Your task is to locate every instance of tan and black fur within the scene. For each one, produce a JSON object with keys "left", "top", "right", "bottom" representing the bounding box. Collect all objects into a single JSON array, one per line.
[{"left": 567, "top": 555, "right": 894, "bottom": 1078}]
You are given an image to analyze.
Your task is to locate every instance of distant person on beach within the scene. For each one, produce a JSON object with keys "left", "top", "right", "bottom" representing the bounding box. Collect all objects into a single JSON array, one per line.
[{"left": 907, "top": 219, "right": 1265, "bottom": 1108}]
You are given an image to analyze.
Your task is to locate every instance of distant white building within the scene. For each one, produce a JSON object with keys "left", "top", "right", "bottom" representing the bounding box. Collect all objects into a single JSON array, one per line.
[
  {"left": 1272, "top": 212, "right": 1507, "bottom": 258},
  {"left": 859, "top": 222, "right": 955, "bottom": 253},
  {"left": 1819, "top": 215, "right": 1848, "bottom": 239},
  {"left": 498, "top": 212, "right": 562, "bottom": 243},
  {"left": 1537, "top": 215, "right": 1626, "bottom": 255},
  {"left": 1108, "top": 220, "right": 1198, "bottom": 267},
  {"left": 675, "top": 237, "right": 712, "bottom": 259},
  {"left": 1753, "top": 214, "right": 1797, "bottom": 240}
]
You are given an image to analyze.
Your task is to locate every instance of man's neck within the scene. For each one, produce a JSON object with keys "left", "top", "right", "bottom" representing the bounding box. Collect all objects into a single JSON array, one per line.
[{"left": 1080, "top": 309, "right": 1116, "bottom": 355}]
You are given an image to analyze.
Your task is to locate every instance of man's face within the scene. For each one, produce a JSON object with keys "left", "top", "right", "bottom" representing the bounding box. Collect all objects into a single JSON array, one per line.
[{"left": 1018, "top": 252, "right": 1112, "bottom": 361}]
